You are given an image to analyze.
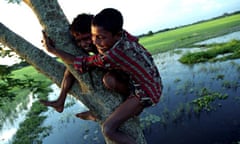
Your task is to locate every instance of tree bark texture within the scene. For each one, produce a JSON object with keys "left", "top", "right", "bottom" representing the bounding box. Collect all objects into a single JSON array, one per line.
[{"left": 0, "top": 0, "right": 147, "bottom": 143}]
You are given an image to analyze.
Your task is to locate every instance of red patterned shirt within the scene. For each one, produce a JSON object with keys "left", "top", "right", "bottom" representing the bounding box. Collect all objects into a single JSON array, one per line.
[{"left": 74, "top": 31, "right": 162, "bottom": 104}]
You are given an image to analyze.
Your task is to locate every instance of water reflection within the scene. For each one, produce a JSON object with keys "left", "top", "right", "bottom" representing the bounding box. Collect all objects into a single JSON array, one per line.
[
  {"left": 0, "top": 93, "right": 37, "bottom": 144},
  {"left": 41, "top": 85, "right": 104, "bottom": 144}
]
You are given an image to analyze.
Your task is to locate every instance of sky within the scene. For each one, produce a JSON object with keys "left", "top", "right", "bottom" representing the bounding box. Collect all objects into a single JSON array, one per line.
[{"left": 0, "top": 0, "right": 240, "bottom": 65}]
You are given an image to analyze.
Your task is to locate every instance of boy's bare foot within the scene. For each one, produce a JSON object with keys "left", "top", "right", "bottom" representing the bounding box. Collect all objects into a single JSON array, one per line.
[
  {"left": 75, "top": 111, "right": 96, "bottom": 121},
  {"left": 39, "top": 100, "right": 64, "bottom": 113}
]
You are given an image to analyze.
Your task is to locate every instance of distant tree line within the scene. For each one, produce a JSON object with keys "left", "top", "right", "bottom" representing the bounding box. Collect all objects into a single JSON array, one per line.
[{"left": 138, "top": 10, "right": 240, "bottom": 38}]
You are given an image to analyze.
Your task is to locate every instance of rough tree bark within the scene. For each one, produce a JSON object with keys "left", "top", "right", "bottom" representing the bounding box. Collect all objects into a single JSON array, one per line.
[{"left": 0, "top": 0, "right": 147, "bottom": 143}]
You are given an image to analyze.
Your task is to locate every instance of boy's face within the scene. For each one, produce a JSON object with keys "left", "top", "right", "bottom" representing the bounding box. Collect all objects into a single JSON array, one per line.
[
  {"left": 71, "top": 32, "right": 94, "bottom": 53},
  {"left": 91, "top": 26, "right": 120, "bottom": 54}
]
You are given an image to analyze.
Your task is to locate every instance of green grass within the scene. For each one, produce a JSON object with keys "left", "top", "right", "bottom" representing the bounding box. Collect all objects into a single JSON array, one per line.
[
  {"left": 139, "top": 14, "right": 240, "bottom": 54},
  {"left": 11, "top": 66, "right": 51, "bottom": 84}
]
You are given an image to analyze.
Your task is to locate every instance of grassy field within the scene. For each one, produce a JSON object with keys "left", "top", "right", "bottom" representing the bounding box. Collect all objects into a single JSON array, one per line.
[
  {"left": 9, "top": 66, "right": 52, "bottom": 100},
  {"left": 11, "top": 66, "right": 52, "bottom": 85},
  {"left": 139, "top": 13, "right": 240, "bottom": 54}
]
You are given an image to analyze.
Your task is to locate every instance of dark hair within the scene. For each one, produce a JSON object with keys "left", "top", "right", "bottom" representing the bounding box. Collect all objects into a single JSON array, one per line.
[
  {"left": 69, "top": 13, "right": 94, "bottom": 34},
  {"left": 92, "top": 8, "right": 123, "bottom": 35}
]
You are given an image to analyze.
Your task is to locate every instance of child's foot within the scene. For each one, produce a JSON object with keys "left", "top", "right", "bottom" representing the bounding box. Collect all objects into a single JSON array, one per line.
[
  {"left": 75, "top": 111, "right": 97, "bottom": 121},
  {"left": 39, "top": 100, "right": 64, "bottom": 113}
]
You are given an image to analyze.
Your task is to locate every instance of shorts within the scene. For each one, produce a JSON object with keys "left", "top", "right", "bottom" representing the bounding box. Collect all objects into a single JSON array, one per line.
[{"left": 130, "top": 80, "right": 154, "bottom": 108}]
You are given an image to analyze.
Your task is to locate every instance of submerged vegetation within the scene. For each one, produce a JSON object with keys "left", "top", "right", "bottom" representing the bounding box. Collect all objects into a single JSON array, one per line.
[
  {"left": 191, "top": 88, "right": 228, "bottom": 113},
  {"left": 179, "top": 40, "right": 240, "bottom": 64}
]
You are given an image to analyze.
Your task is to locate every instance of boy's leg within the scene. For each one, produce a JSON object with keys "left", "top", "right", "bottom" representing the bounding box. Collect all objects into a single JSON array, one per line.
[
  {"left": 40, "top": 69, "right": 75, "bottom": 113},
  {"left": 103, "top": 71, "right": 130, "bottom": 96},
  {"left": 75, "top": 70, "right": 128, "bottom": 122},
  {"left": 102, "top": 96, "right": 143, "bottom": 144}
]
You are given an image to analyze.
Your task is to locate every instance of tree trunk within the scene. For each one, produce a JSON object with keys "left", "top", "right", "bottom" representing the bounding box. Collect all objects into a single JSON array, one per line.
[{"left": 0, "top": 0, "right": 147, "bottom": 143}]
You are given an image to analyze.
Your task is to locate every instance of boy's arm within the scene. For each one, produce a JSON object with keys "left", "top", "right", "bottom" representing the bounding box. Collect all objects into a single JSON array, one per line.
[
  {"left": 74, "top": 54, "right": 105, "bottom": 73},
  {"left": 42, "top": 31, "right": 75, "bottom": 64}
]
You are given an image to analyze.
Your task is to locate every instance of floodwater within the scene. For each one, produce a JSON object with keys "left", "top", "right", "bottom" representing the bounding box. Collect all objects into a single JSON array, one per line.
[
  {"left": 0, "top": 93, "right": 37, "bottom": 144},
  {"left": 145, "top": 50, "right": 240, "bottom": 144},
  {"left": 41, "top": 85, "right": 104, "bottom": 144},
  {"left": 1, "top": 31, "right": 240, "bottom": 144},
  {"left": 195, "top": 31, "right": 240, "bottom": 44}
]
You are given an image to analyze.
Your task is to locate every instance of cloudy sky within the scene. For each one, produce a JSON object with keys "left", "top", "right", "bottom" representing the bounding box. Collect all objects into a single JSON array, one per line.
[{"left": 0, "top": 0, "right": 240, "bottom": 64}]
